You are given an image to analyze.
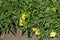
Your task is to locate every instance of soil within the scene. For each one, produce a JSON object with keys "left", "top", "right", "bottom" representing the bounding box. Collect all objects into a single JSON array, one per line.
[
  {"left": 0, "top": 30, "right": 37, "bottom": 40},
  {"left": 0, "top": 30, "right": 60, "bottom": 40}
]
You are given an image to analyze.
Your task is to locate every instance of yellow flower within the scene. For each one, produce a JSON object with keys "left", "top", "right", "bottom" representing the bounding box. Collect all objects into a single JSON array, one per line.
[
  {"left": 21, "top": 12, "right": 26, "bottom": 20},
  {"left": 19, "top": 18, "right": 27, "bottom": 26},
  {"left": 32, "top": 28, "right": 40, "bottom": 35},
  {"left": 52, "top": 7, "right": 56, "bottom": 13},
  {"left": 50, "top": 31, "right": 56, "bottom": 38},
  {"left": 19, "top": 19, "right": 23, "bottom": 26},
  {"left": 32, "top": 28, "right": 39, "bottom": 32},
  {"left": 35, "top": 31, "right": 40, "bottom": 35},
  {"left": 19, "top": 12, "right": 27, "bottom": 26}
]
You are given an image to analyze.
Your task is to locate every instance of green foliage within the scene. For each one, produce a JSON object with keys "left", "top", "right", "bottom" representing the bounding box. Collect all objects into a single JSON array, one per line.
[
  {"left": 0, "top": 0, "right": 20, "bottom": 35},
  {"left": 0, "top": 0, "right": 60, "bottom": 40}
]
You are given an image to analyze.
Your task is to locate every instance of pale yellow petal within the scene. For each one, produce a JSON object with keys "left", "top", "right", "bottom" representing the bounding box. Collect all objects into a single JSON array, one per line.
[{"left": 50, "top": 31, "right": 56, "bottom": 37}]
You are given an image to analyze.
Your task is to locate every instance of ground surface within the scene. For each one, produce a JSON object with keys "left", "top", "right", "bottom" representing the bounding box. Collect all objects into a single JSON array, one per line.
[
  {"left": 0, "top": 30, "right": 37, "bottom": 40},
  {"left": 0, "top": 30, "right": 60, "bottom": 40}
]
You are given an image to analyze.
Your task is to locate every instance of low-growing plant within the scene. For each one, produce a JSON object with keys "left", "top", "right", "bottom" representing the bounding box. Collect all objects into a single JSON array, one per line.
[{"left": 0, "top": 0, "right": 60, "bottom": 40}]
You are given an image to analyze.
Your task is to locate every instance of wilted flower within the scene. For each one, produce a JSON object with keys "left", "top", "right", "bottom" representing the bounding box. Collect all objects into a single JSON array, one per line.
[
  {"left": 32, "top": 28, "right": 39, "bottom": 32},
  {"left": 1, "top": 32, "right": 5, "bottom": 38}
]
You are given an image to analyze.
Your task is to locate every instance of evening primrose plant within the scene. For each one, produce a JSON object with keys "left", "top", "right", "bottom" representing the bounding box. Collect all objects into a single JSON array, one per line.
[{"left": 0, "top": 0, "right": 60, "bottom": 40}]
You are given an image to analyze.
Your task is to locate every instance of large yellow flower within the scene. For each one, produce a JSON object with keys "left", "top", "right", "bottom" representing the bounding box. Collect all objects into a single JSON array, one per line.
[
  {"left": 50, "top": 31, "right": 56, "bottom": 38},
  {"left": 19, "top": 12, "right": 27, "bottom": 26}
]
